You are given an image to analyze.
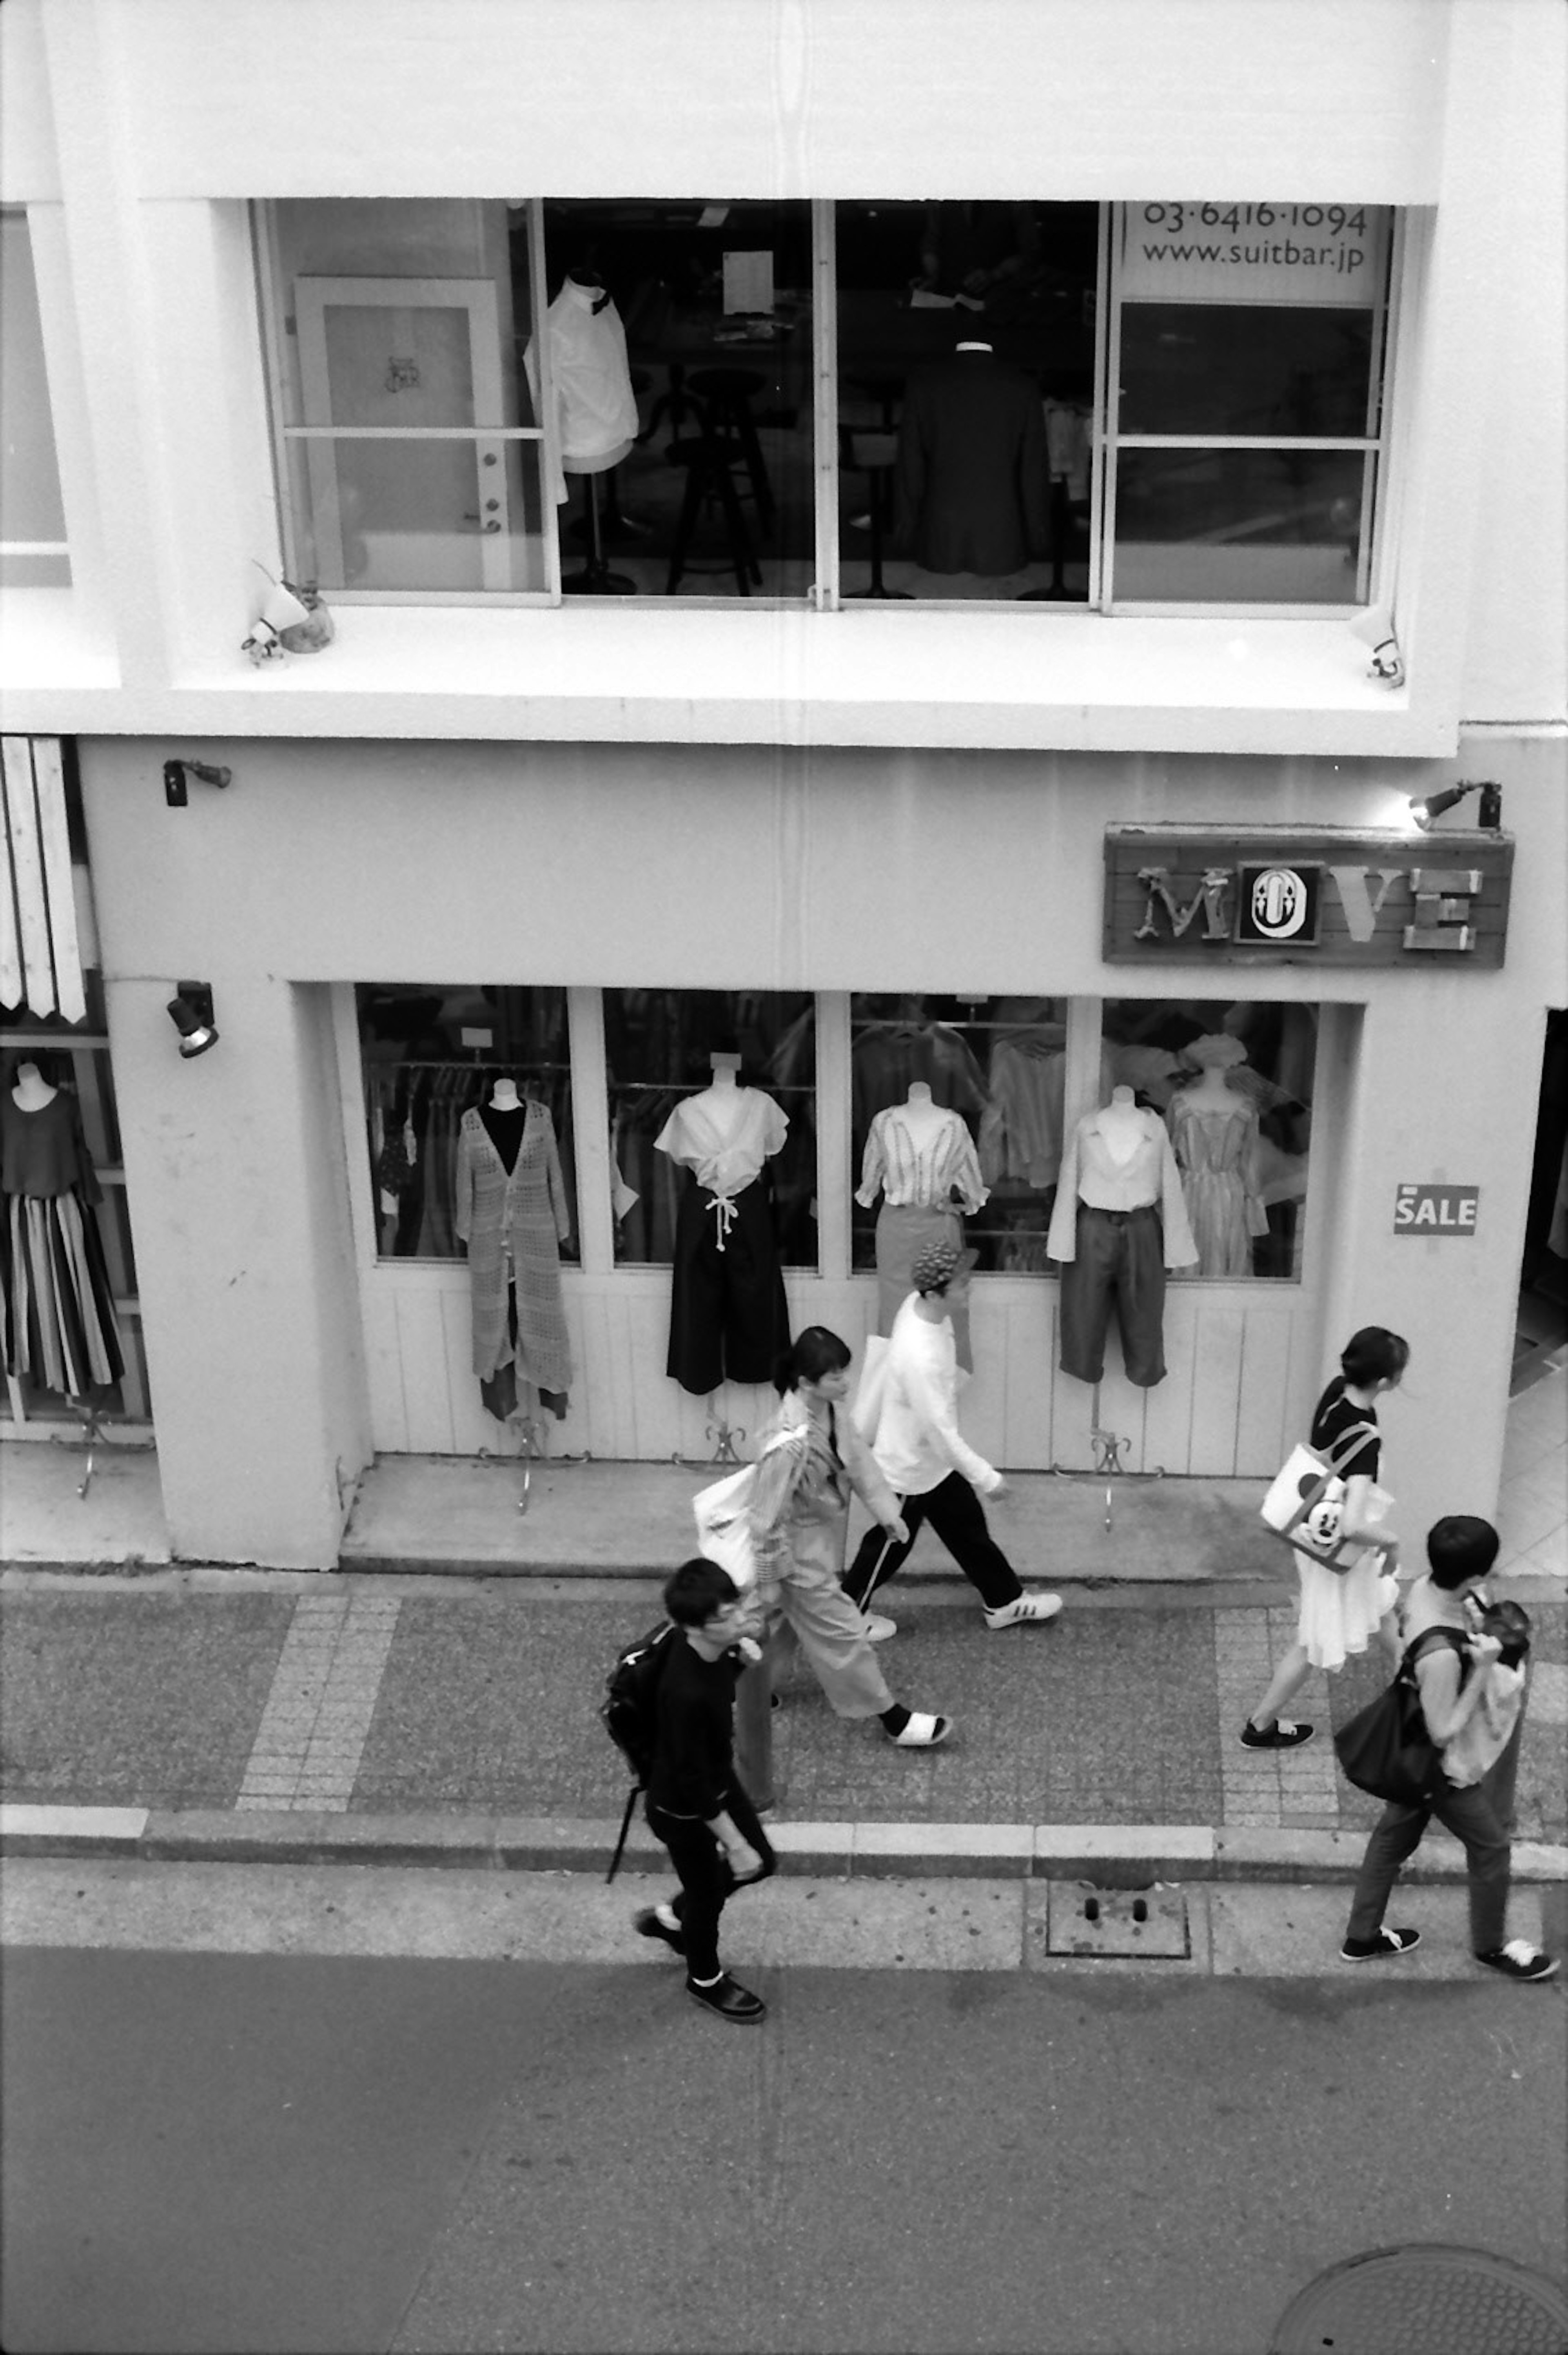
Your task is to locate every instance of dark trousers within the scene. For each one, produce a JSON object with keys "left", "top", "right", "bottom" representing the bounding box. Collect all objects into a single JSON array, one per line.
[
  {"left": 1058, "top": 1203, "right": 1167, "bottom": 1387},
  {"left": 842, "top": 1472, "right": 1022, "bottom": 1612},
  {"left": 646, "top": 1783, "right": 777, "bottom": 1982},
  {"left": 666, "top": 1179, "right": 789, "bottom": 1395},
  {"left": 1345, "top": 1773, "right": 1510, "bottom": 1956}
]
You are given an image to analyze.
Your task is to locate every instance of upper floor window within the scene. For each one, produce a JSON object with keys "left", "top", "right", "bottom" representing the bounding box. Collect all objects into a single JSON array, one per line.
[
  {"left": 257, "top": 198, "right": 1395, "bottom": 615},
  {"left": 0, "top": 212, "right": 71, "bottom": 588}
]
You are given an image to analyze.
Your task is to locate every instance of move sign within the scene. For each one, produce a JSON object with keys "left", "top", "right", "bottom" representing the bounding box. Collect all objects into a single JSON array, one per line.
[
  {"left": 1394, "top": 1185, "right": 1479, "bottom": 1237},
  {"left": 1103, "top": 827, "right": 1512, "bottom": 969}
]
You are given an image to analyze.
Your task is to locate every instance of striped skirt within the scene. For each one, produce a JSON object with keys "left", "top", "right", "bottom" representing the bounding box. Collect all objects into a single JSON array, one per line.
[{"left": 1, "top": 1192, "right": 125, "bottom": 1398}]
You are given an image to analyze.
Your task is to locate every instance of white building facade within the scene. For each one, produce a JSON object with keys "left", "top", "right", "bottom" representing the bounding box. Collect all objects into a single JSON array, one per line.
[{"left": 1, "top": 0, "right": 1563, "bottom": 1567}]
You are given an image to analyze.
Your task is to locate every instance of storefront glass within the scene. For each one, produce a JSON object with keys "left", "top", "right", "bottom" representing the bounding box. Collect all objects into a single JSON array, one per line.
[
  {"left": 605, "top": 990, "right": 817, "bottom": 1266},
  {"left": 1101, "top": 997, "right": 1315, "bottom": 1279},
  {"left": 357, "top": 984, "right": 578, "bottom": 1261},
  {"left": 263, "top": 200, "right": 550, "bottom": 595},
  {"left": 834, "top": 201, "right": 1098, "bottom": 601}
]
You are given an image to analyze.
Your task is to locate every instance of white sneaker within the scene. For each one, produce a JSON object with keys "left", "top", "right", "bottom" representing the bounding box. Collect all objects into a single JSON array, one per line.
[
  {"left": 888, "top": 1711, "right": 951, "bottom": 1747},
  {"left": 983, "top": 1591, "right": 1063, "bottom": 1630},
  {"left": 863, "top": 1612, "right": 897, "bottom": 1642}
]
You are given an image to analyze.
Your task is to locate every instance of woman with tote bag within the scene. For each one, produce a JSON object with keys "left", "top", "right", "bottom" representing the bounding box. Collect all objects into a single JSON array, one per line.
[{"left": 1242, "top": 1325, "right": 1409, "bottom": 1750}]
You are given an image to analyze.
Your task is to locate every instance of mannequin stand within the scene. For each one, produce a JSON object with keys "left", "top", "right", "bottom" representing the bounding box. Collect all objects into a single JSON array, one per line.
[
  {"left": 55, "top": 1398, "right": 109, "bottom": 1500},
  {"left": 479, "top": 1388, "right": 590, "bottom": 1515},
  {"left": 1050, "top": 1384, "right": 1165, "bottom": 1531},
  {"left": 561, "top": 470, "right": 636, "bottom": 597},
  {"left": 1018, "top": 478, "right": 1082, "bottom": 602},
  {"left": 670, "top": 1389, "right": 748, "bottom": 1470}
]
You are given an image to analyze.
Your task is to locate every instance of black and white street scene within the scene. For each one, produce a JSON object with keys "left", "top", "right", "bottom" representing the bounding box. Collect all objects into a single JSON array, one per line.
[{"left": 1, "top": 4, "right": 1565, "bottom": 2351}]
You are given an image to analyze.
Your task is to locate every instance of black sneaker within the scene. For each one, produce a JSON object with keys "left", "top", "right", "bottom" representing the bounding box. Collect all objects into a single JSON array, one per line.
[
  {"left": 686, "top": 1971, "right": 767, "bottom": 2023},
  {"left": 633, "top": 1905, "right": 685, "bottom": 1957},
  {"left": 1239, "top": 1719, "right": 1315, "bottom": 1749},
  {"left": 1476, "top": 1941, "right": 1560, "bottom": 1983},
  {"left": 1341, "top": 1926, "right": 1421, "bottom": 1961}
]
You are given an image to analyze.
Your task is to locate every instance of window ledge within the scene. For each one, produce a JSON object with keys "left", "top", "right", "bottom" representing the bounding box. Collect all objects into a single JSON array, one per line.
[
  {"left": 0, "top": 590, "right": 119, "bottom": 699},
  {"left": 4, "top": 599, "right": 1452, "bottom": 757}
]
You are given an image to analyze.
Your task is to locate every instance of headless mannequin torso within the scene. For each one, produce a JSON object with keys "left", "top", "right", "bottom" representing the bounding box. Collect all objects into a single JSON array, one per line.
[
  {"left": 1094, "top": 1085, "right": 1147, "bottom": 1176},
  {"left": 11, "top": 1061, "right": 57, "bottom": 1113},
  {"left": 478, "top": 1077, "right": 527, "bottom": 1173}
]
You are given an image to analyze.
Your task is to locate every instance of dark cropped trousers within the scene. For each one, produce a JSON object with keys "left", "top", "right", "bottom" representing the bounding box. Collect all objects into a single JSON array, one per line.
[
  {"left": 1058, "top": 1202, "right": 1168, "bottom": 1388},
  {"left": 666, "top": 1178, "right": 789, "bottom": 1396}
]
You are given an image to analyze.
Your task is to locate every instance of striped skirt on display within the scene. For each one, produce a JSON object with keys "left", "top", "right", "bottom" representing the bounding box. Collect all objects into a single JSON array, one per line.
[{"left": 1, "top": 1192, "right": 125, "bottom": 1398}]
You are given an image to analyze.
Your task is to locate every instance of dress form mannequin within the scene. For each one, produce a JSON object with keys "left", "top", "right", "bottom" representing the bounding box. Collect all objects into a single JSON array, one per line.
[
  {"left": 12, "top": 1061, "right": 57, "bottom": 1112},
  {"left": 1168, "top": 1036, "right": 1267, "bottom": 1280},
  {"left": 455, "top": 1072, "right": 574, "bottom": 1436},
  {"left": 895, "top": 334, "right": 1050, "bottom": 575},
  {"left": 858, "top": 1078, "right": 988, "bottom": 1371},
  {"left": 1047, "top": 1085, "right": 1196, "bottom": 1389},
  {"left": 526, "top": 269, "right": 640, "bottom": 595},
  {"left": 656, "top": 1053, "right": 790, "bottom": 1412}
]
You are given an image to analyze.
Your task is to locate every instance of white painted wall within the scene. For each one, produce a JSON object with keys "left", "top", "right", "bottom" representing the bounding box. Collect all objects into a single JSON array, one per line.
[
  {"left": 77, "top": 728, "right": 1564, "bottom": 1560},
  {"left": 0, "top": 0, "right": 1562, "bottom": 744}
]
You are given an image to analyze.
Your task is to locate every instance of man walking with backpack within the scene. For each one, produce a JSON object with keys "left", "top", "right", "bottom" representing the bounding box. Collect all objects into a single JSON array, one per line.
[{"left": 634, "top": 1557, "right": 777, "bottom": 2023}]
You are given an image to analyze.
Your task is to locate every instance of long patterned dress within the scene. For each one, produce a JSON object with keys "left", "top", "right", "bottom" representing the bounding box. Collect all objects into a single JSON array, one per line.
[
  {"left": 1168, "top": 1093, "right": 1269, "bottom": 1279},
  {"left": 453, "top": 1104, "right": 573, "bottom": 1397}
]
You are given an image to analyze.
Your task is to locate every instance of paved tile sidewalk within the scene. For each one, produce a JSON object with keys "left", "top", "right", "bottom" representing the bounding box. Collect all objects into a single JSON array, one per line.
[{"left": 4, "top": 1582, "right": 1563, "bottom": 1845}]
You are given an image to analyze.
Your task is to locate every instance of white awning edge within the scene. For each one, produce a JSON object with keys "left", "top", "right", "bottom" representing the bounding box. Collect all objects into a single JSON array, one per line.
[{"left": 0, "top": 734, "right": 87, "bottom": 1023}]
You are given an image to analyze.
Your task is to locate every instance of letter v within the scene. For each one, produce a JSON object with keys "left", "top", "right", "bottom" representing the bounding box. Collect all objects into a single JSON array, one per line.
[{"left": 1327, "top": 867, "right": 1402, "bottom": 943}]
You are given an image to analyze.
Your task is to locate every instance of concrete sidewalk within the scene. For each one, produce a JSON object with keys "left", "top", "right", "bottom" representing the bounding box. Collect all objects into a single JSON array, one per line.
[{"left": 3, "top": 1567, "right": 1564, "bottom": 1889}]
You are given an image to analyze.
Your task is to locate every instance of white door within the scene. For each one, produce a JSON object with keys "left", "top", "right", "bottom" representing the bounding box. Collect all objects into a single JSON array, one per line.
[{"left": 296, "top": 277, "right": 512, "bottom": 590}]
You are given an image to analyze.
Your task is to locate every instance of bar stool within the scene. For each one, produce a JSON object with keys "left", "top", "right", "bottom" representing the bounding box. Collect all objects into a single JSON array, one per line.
[
  {"left": 664, "top": 435, "right": 762, "bottom": 596},
  {"left": 839, "top": 425, "right": 910, "bottom": 600},
  {"left": 686, "top": 368, "right": 775, "bottom": 531}
]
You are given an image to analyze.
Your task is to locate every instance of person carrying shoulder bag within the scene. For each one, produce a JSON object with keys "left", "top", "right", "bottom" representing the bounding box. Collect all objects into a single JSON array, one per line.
[
  {"left": 1339, "top": 1515, "right": 1558, "bottom": 1981},
  {"left": 1243, "top": 1325, "right": 1408, "bottom": 1751}
]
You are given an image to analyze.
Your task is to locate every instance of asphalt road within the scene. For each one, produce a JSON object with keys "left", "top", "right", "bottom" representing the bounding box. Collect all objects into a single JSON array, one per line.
[{"left": 4, "top": 1872, "right": 1565, "bottom": 2355}]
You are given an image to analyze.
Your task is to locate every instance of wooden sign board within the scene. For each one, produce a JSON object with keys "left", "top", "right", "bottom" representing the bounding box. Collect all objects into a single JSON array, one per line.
[{"left": 1103, "top": 827, "right": 1512, "bottom": 970}]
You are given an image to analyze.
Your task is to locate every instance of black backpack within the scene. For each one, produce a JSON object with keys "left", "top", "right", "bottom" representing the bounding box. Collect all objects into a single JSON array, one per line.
[{"left": 600, "top": 1619, "right": 678, "bottom": 1881}]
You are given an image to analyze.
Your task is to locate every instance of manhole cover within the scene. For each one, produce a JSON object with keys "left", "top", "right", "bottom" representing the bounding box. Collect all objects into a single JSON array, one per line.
[
  {"left": 1045, "top": 1883, "right": 1189, "bottom": 1958},
  {"left": 1271, "top": 2244, "right": 1568, "bottom": 2353}
]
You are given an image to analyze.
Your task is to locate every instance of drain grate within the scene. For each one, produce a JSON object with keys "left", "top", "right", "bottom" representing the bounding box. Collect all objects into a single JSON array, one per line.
[
  {"left": 1270, "top": 2244, "right": 1568, "bottom": 2353},
  {"left": 1045, "top": 1883, "right": 1190, "bottom": 1958}
]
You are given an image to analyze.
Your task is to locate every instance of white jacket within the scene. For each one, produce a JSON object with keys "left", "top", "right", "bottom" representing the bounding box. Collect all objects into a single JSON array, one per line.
[{"left": 856, "top": 1293, "right": 1000, "bottom": 1499}]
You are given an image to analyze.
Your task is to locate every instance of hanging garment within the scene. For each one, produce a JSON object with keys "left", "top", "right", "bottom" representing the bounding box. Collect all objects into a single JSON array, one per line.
[
  {"left": 850, "top": 1024, "right": 988, "bottom": 1145},
  {"left": 978, "top": 1038, "right": 1117, "bottom": 1189},
  {"left": 0, "top": 1094, "right": 124, "bottom": 1398},
  {"left": 1057, "top": 1203, "right": 1169, "bottom": 1388},
  {"left": 453, "top": 1104, "right": 573, "bottom": 1395},
  {"left": 894, "top": 348, "right": 1050, "bottom": 575},
  {"left": 1168, "top": 1092, "right": 1270, "bottom": 1279},
  {"left": 666, "top": 1176, "right": 788, "bottom": 1395},
  {"left": 524, "top": 279, "right": 639, "bottom": 503},
  {"left": 1045, "top": 1107, "right": 1197, "bottom": 1267}
]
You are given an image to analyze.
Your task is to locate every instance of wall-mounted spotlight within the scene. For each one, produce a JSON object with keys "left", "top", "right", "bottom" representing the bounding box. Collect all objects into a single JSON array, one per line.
[
  {"left": 167, "top": 982, "right": 220, "bottom": 1059},
  {"left": 1408, "top": 780, "right": 1503, "bottom": 832},
  {"left": 163, "top": 758, "right": 233, "bottom": 808}
]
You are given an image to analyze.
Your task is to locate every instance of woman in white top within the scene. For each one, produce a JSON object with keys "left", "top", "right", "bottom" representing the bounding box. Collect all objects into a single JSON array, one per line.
[{"left": 858, "top": 1083, "right": 987, "bottom": 1372}]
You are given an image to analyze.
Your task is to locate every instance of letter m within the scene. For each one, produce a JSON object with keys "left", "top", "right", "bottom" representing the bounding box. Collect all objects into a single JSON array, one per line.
[{"left": 1133, "top": 865, "right": 1233, "bottom": 942}]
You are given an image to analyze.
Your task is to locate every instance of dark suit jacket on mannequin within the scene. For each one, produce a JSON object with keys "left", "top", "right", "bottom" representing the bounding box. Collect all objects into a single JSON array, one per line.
[{"left": 895, "top": 344, "right": 1050, "bottom": 575}]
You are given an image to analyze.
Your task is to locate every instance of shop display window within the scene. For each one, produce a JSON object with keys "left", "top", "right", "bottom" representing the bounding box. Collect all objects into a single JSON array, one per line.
[
  {"left": 357, "top": 985, "right": 578, "bottom": 1261},
  {"left": 2, "top": 969, "right": 148, "bottom": 1424},
  {"left": 262, "top": 201, "right": 551, "bottom": 596},
  {"left": 257, "top": 198, "right": 1401, "bottom": 616},
  {"left": 0, "top": 211, "right": 71, "bottom": 588},
  {"left": 850, "top": 994, "right": 1071, "bottom": 1274},
  {"left": 1108, "top": 204, "right": 1394, "bottom": 608},
  {"left": 1101, "top": 997, "right": 1315, "bottom": 1279},
  {"left": 834, "top": 202, "right": 1098, "bottom": 602},
  {"left": 605, "top": 991, "right": 817, "bottom": 1266}
]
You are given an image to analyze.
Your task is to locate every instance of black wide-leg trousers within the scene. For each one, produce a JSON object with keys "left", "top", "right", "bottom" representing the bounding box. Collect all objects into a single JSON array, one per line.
[
  {"left": 841, "top": 1472, "right": 1022, "bottom": 1612},
  {"left": 666, "top": 1178, "right": 789, "bottom": 1395}
]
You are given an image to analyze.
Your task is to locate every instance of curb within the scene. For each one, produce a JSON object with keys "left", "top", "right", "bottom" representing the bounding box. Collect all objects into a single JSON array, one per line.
[{"left": 4, "top": 1805, "right": 1564, "bottom": 1889}]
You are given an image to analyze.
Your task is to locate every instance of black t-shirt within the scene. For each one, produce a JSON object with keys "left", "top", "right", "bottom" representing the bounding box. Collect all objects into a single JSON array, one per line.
[
  {"left": 1310, "top": 1377, "right": 1380, "bottom": 1479},
  {"left": 646, "top": 1637, "right": 742, "bottom": 1820}
]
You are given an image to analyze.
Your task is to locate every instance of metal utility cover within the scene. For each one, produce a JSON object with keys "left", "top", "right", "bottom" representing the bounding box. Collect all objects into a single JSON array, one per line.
[{"left": 1045, "top": 1885, "right": 1190, "bottom": 1958}]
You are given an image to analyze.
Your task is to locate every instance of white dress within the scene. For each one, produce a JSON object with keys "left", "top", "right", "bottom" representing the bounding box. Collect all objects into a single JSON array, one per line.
[{"left": 1294, "top": 1382, "right": 1398, "bottom": 1670}]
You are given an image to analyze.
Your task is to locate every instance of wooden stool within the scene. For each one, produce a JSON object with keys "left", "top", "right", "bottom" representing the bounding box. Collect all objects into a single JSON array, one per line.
[
  {"left": 686, "top": 368, "right": 775, "bottom": 532},
  {"left": 839, "top": 426, "right": 910, "bottom": 600},
  {"left": 664, "top": 436, "right": 762, "bottom": 596}
]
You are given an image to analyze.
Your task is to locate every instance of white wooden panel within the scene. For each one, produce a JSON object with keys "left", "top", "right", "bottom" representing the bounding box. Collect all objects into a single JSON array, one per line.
[
  {"left": 362, "top": 1281, "right": 410, "bottom": 1452},
  {"left": 1188, "top": 1301, "right": 1245, "bottom": 1475},
  {"left": 1235, "top": 1301, "right": 1297, "bottom": 1476},
  {"left": 442, "top": 1289, "right": 494, "bottom": 1455},
  {"left": 392, "top": 1286, "right": 458, "bottom": 1453},
  {"left": 1, "top": 737, "right": 53, "bottom": 1015},
  {"left": 31, "top": 740, "right": 85, "bottom": 1022},
  {"left": 1143, "top": 1294, "right": 1198, "bottom": 1471},
  {"left": 1001, "top": 1282, "right": 1053, "bottom": 1468}
]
